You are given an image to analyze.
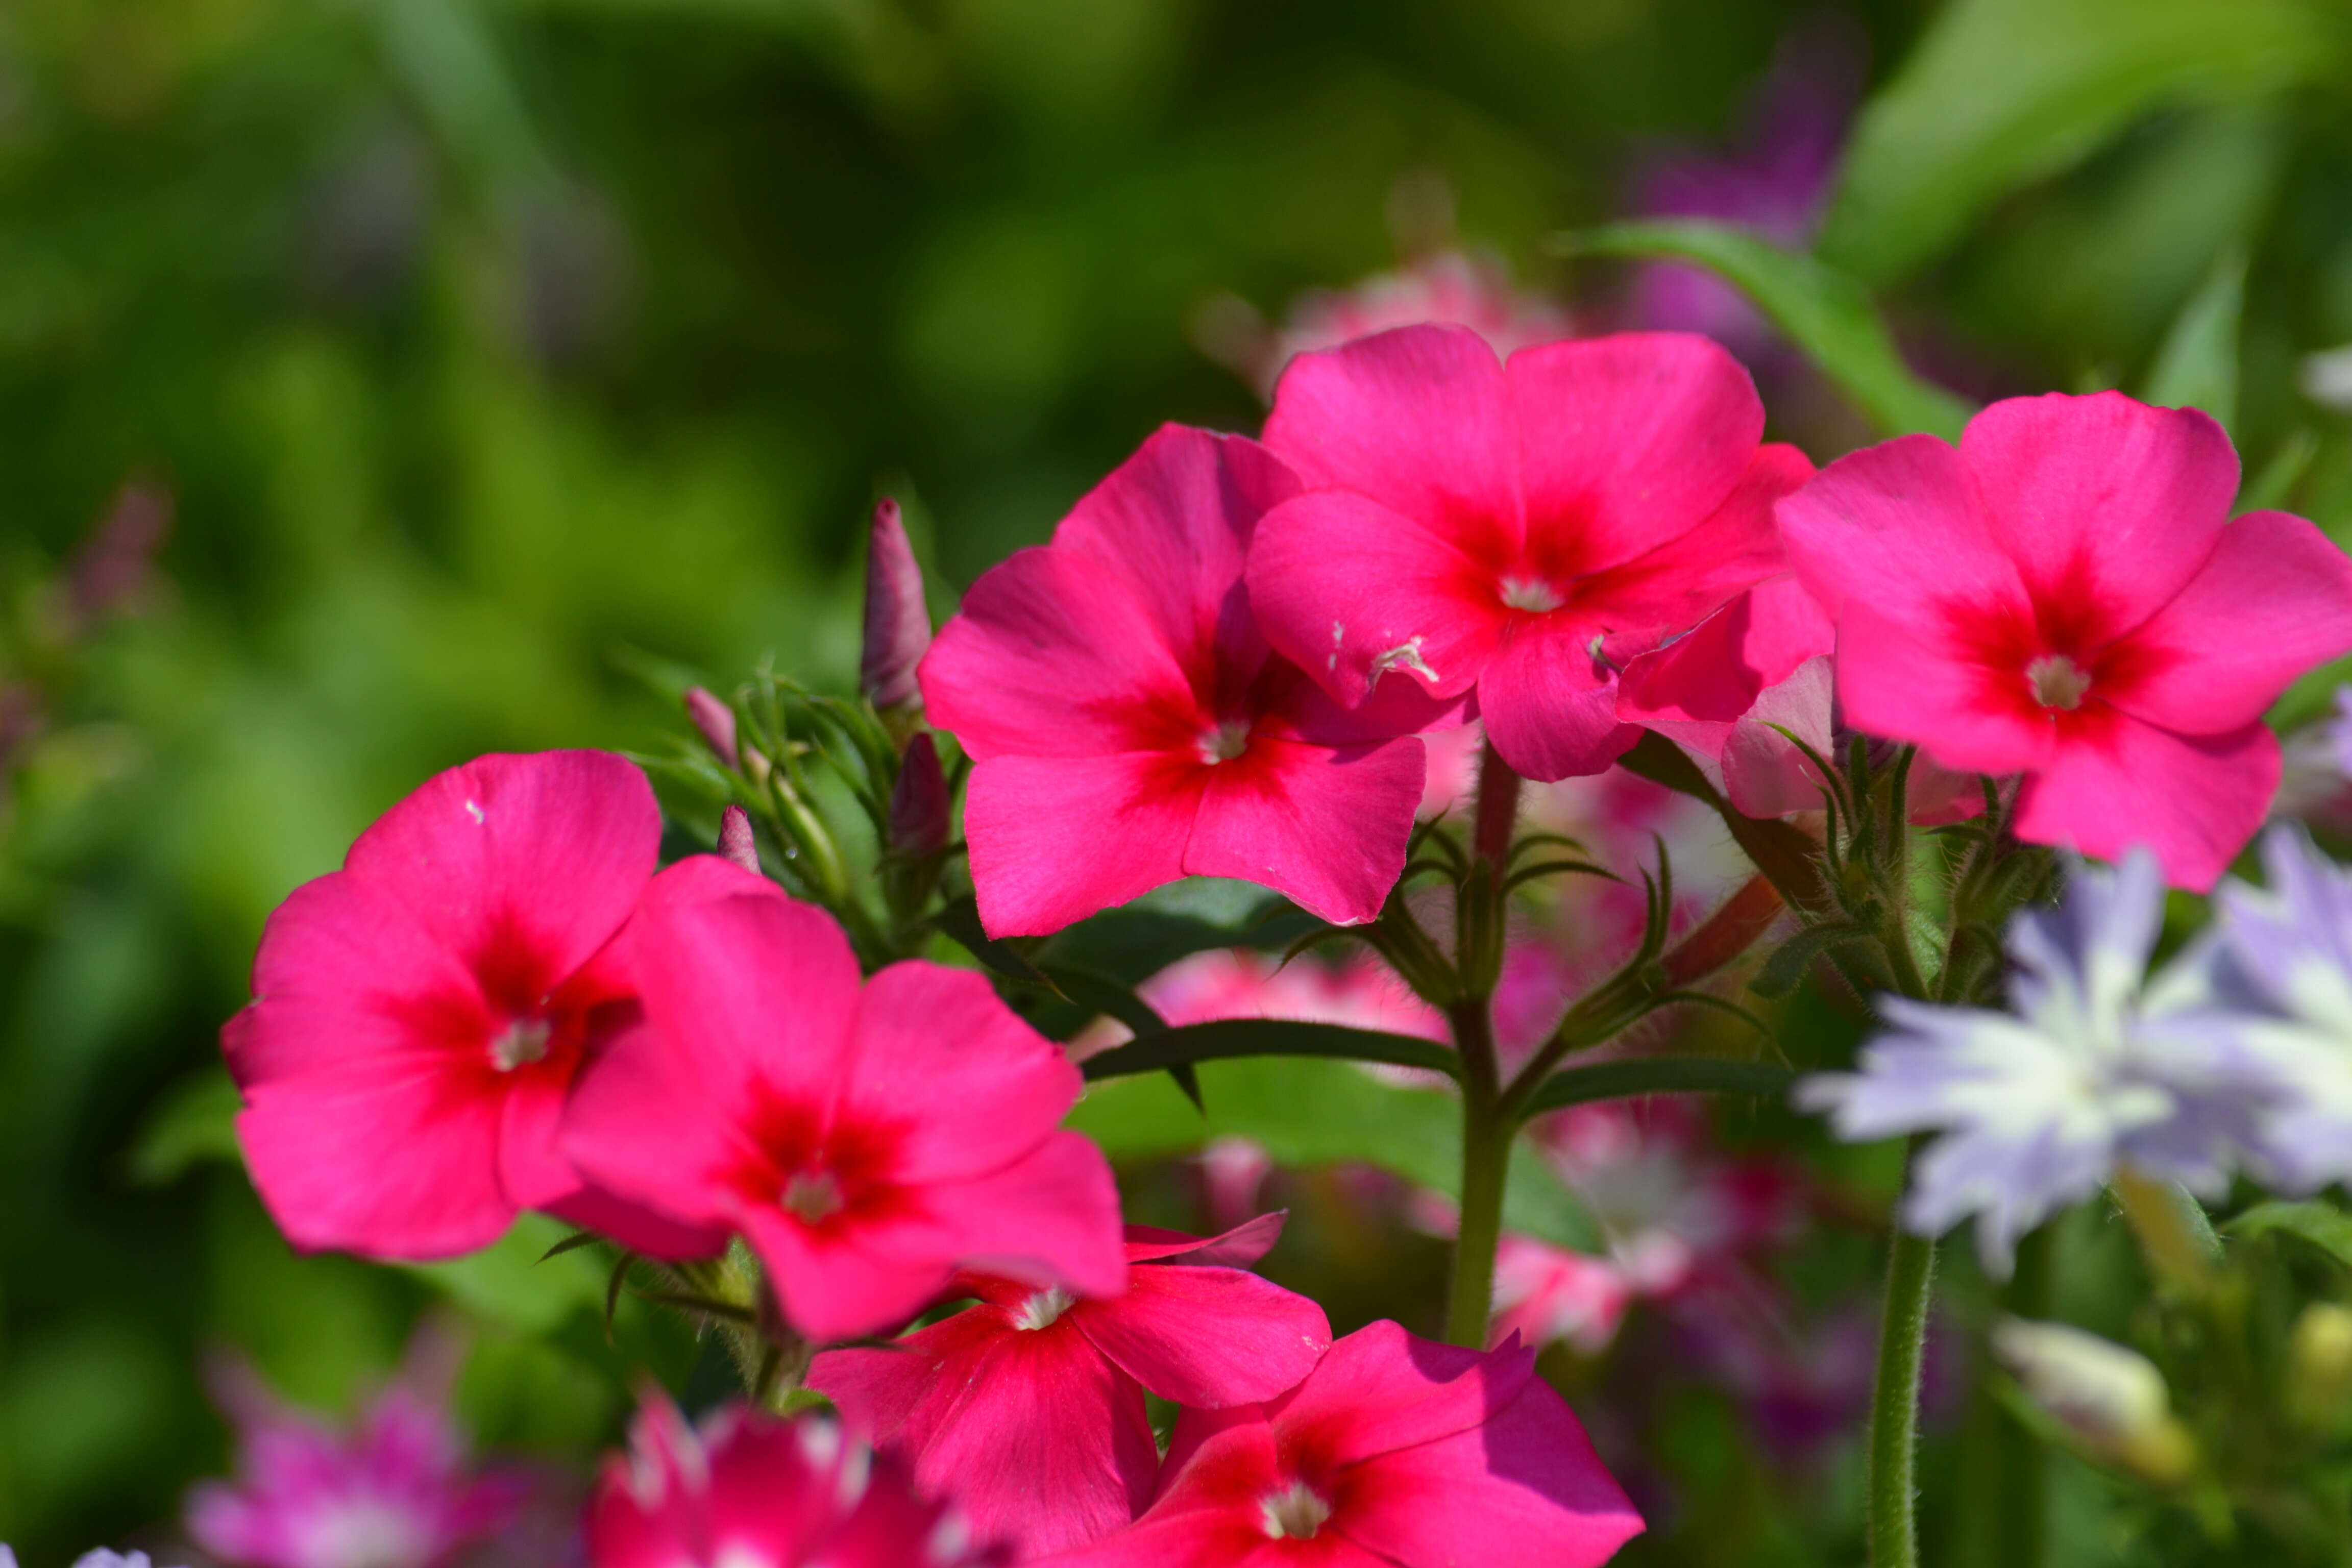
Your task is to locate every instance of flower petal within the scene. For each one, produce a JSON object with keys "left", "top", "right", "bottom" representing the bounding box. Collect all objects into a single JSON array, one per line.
[
  {"left": 1960, "top": 391, "right": 2238, "bottom": 638},
  {"left": 1776, "top": 432, "right": 2029, "bottom": 624},
  {"left": 1270, "top": 1320, "right": 1526, "bottom": 1469},
  {"left": 963, "top": 753, "right": 1199, "bottom": 937},
  {"left": 1076, "top": 1263, "right": 1331, "bottom": 1407},
  {"left": 2015, "top": 717, "right": 2278, "bottom": 893},
  {"left": 2103, "top": 509, "right": 2352, "bottom": 735},
  {"left": 840, "top": 962, "right": 1083, "bottom": 1185},
  {"left": 1247, "top": 487, "right": 1508, "bottom": 706},
  {"left": 342, "top": 750, "right": 660, "bottom": 985},
  {"left": 1507, "top": 331, "right": 1765, "bottom": 575},
  {"left": 1477, "top": 631, "right": 1639, "bottom": 782},
  {"left": 1834, "top": 602, "right": 2057, "bottom": 776},
  {"left": 1184, "top": 736, "right": 1424, "bottom": 926},
  {"left": 1263, "top": 324, "right": 1521, "bottom": 556}
]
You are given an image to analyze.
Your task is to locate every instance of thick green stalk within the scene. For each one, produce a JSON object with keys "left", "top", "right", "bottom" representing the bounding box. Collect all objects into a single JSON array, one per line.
[
  {"left": 1445, "top": 1083, "right": 1512, "bottom": 1349},
  {"left": 1870, "top": 1221, "right": 1938, "bottom": 1568}
]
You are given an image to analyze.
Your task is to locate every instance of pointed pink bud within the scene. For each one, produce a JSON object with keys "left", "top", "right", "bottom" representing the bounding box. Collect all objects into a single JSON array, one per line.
[
  {"left": 716, "top": 804, "right": 758, "bottom": 874},
  {"left": 889, "top": 732, "right": 949, "bottom": 857},
  {"left": 861, "top": 497, "right": 930, "bottom": 710},
  {"left": 682, "top": 687, "right": 737, "bottom": 767}
]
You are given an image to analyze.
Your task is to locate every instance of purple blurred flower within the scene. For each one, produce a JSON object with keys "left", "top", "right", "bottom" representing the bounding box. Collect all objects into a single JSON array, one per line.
[
  {"left": 2, "top": 1553, "right": 183, "bottom": 1568},
  {"left": 187, "top": 1327, "right": 535, "bottom": 1568},
  {"left": 1626, "top": 20, "right": 1861, "bottom": 357},
  {"left": 1799, "top": 850, "right": 2247, "bottom": 1272},
  {"left": 2202, "top": 824, "right": 2352, "bottom": 1191}
]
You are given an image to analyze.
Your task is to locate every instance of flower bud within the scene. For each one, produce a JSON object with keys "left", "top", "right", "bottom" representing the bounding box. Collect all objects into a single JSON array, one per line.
[
  {"left": 1992, "top": 1318, "right": 2194, "bottom": 1485},
  {"left": 888, "top": 732, "right": 949, "bottom": 859},
  {"left": 2289, "top": 1302, "right": 2352, "bottom": 1431},
  {"left": 683, "top": 686, "right": 738, "bottom": 768},
  {"left": 717, "top": 803, "right": 759, "bottom": 874},
  {"left": 861, "top": 497, "right": 930, "bottom": 715}
]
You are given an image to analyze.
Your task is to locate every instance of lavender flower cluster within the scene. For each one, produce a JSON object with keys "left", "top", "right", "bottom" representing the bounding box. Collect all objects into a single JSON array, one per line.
[{"left": 1803, "top": 825, "right": 2352, "bottom": 1269}]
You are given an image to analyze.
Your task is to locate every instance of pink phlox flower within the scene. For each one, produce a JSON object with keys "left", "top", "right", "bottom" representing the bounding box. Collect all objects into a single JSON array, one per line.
[
  {"left": 1618, "top": 578, "right": 1983, "bottom": 823},
  {"left": 558, "top": 857, "right": 1127, "bottom": 1342},
  {"left": 1778, "top": 390, "right": 2352, "bottom": 890},
  {"left": 188, "top": 1327, "right": 531, "bottom": 1568},
  {"left": 1039, "top": 1319, "right": 1641, "bottom": 1567},
  {"left": 1532, "top": 1098, "right": 1803, "bottom": 1301},
  {"left": 1490, "top": 1237, "right": 1636, "bottom": 1356},
  {"left": 222, "top": 750, "right": 716, "bottom": 1260},
  {"left": 1234, "top": 251, "right": 1574, "bottom": 399},
  {"left": 1246, "top": 324, "right": 1806, "bottom": 781},
  {"left": 1196, "top": 1136, "right": 1277, "bottom": 1234},
  {"left": 587, "top": 1392, "right": 1003, "bottom": 1568},
  {"left": 921, "top": 423, "right": 1463, "bottom": 937},
  {"left": 808, "top": 1216, "right": 1333, "bottom": 1559}
]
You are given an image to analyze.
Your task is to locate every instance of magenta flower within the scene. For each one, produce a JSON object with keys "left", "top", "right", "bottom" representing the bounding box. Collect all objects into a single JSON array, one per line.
[
  {"left": 588, "top": 1393, "right": 1004, "bottom": 1568},
  {"left": 1246, "top": 325, "right": 1806, "bottom": 781},
  {"left": 922, "top": 423, "right": 1457, "bottom": 936},
  {"left": 808, "top": 1216, "right": 1332, "bottom": 1558},
  {"left": 1042, "top": 1319, "right": 1640, "bottom": 1567},
  {"left": 1490, "top": 1237, "right": 1635, "bottom": 1356},
  {"left": 558, "top": 859, "right": 1126, "bottom": 1341},
  {"left": 188, "top": 1330, "right": 530, "bottom": 1568},
  {"left": 223, "top": 750, "right": 715, "bottom": 1260},
  {"left": 1778, "top": 391, "right": 2352, "bottom": 889}
]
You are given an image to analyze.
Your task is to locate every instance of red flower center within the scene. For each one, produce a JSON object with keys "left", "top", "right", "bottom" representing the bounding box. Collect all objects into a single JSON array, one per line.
[{"left": 737, "top": 1094, "right": 910, "bottom": 1235}]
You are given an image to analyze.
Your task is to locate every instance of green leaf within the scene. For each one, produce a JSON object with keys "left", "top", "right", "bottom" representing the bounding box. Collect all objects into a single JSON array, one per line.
[
  {"left": 128, "top": 1067, "right": 244, "bottom": 1185},
  {"left": 2225, "top": 1200, "right": 2352, "bottom": 1268},
  {"left": 2140, "top": 249, "right": 2244, "bottom": 434},
  {"left": 1080, "top": 1016, "right": 1462, "bottom": 1082},
  {"left": 1070, "top": 1057, "right": 1595, "bottom": 1251},
  {"left": 1040, "top": 878, "right": 1322, "bottom": 985},
  {"left": 934, "top": 895, "right": 1052, "bottom": 985},
  {"left": 1517, "top": 1057, "right": 1793, "bottom": 1119},
  {"left": 1562, "top": 220, "right": 1973, "bottom": 442},
  {"left": 1749, "top": 921, "right": 1873, "bottom": 1001},
  {"left": 398, "top": 1213, "right": 615, "bottom": 1333},
  {"left": 1817, "top": 0, "right": 2332, "bottom": 284}
]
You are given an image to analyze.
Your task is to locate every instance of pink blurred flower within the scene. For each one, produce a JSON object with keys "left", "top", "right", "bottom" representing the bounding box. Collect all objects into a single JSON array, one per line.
[
  {"left": 1490, "top": 1238, "right": 1634, "bottom": 1356},
  {"left": 808, "top": 1217, "right": 1331, "bottom": 1558},
  {"left": 1247, "top": 324, "right": 1803, "bottom": 781},
  {"left": 922, "top": 424, "right": 1460, "bottom": 936},
  {"left": 1780, "top": 391, "right": 2352, "bottom": 889},
  {"left": 1209, "top": 251, "right": 1573, "bottom": 399},
  {"left": 223, "top": 750, "right": 710, "bottom": 1260},
  {"left": 188, "top": 1329, "right": 530, "bottom": 1568},
  {"left": 1042, "top": 1320, "right": 1641, "bottom": 1567},
  {"left": 559, "top": 859, "right": 1125, "bottom": 1341},
  {"left": 587, "top": 1393, "right": 1002, "bottom": 1568},
  {"left": 1196, "top": 1137, "right": 1277, "bottom": 1234}
]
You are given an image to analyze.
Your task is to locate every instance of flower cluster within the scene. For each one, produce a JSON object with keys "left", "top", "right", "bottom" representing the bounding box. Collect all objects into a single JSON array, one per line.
[
  {"left": 216, "top": 313, "right": 2352, "bottom": 1567},
  {"left": 1805, "top": 824, "right": 2352, "bottom": 1269}
]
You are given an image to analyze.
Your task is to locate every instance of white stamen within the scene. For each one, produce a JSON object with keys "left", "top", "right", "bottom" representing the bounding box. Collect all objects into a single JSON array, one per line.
[
  {"left": 1366, "top": 636, "right": 1438, "bottom": 691},
  {"left": 488, "top": 1017, "right": 552, "bottom": 1071},
  {"left": 2027, "top": 654, "right": 2091, "bottom": 711},
  {"left": 782, "top": 1170, "right": 845, "bottom": 1223},
  {"left": 1197, "top": 720, "right": 1251, "bottom": 764},
  {"left": 1259, "top": 1480, "right": 1332, "bottom": 1540},
  {"left": 464, "top": 798, "right": 484, "bottom": 824},
  {"left": 1011, "top": 1285, "right": 1076, "bottom": 1331},
  {"left": 1499, "top": 575, "right": 1565, "bottom": 613}
]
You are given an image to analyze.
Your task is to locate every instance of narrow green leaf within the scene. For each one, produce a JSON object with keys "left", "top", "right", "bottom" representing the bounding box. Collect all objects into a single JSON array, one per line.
[
  {"left": 934, "top": 895, "right": 1052, "bottom": 985},
  {"left": 1081, "top": 1017, "right": 1461, "bottom": 1082},
  {"left": 1817, "top": 0, "right": 2331, "bottom": 284},
  {"left": 1070, "top": 1056, "right": 1594, "bottom": 1251},
  {"left": 1517, "top": 1057, "right": 1793, "bottom": 1118},
  {"left": 127, "top": 1067, "right": 243, "bottom": 1185},
  {"left": 1040, "top": 963, "right": 1204, "bottom": 1110},
  {"left": 2140, "top": 249, "right": 2244, "bottom": 433},
  {"left": 2226, "top": 1199, "right": 2352, "bottom": 1268},
  {"left": 400, "top": 1214, "right": 612, "bottom": 1332},
  {"left": 1561, "top": 220, "right": 1973, "bottom": 441},
  {"left": 1750, "top": 921, "right": 1873, "bottom": 1000}
]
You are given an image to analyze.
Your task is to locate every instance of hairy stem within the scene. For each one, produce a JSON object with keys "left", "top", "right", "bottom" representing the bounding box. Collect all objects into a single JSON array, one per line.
[
  {"left": 1445, "top": 1079, "right": 1512, "bottom": 1349},
  {"left": 1870, "top": 1219, "right": 1938, "bottom": 1568}
]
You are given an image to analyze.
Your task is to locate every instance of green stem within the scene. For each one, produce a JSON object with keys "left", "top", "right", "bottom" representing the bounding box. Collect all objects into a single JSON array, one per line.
[
  {"left": 1870, "top": 1220, "right": 1938, "bottom": 1568},
  {"left": 1446, "top": 1086, "right": 1512, "bottom": 1349}
]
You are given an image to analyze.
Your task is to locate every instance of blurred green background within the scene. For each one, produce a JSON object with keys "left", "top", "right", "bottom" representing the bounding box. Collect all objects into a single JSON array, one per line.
[{"left": 9, "top": 0, "right": 2352, "bottom": 1559}]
